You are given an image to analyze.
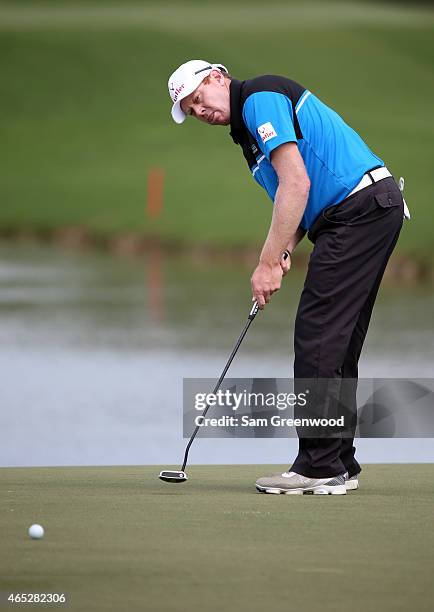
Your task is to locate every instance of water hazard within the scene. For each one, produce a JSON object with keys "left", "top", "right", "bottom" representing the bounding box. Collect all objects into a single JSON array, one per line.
[{"left": 1, "top": 241, "right": 433, "bottom": 468}]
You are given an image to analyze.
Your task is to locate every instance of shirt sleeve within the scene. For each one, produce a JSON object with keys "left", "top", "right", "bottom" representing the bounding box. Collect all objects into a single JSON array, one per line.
[{"left": 242, "top": 91, "right": 298, "bottom": 160}]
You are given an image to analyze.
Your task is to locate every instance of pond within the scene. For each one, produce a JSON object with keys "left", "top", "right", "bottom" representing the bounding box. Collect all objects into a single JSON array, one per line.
[{"left": 0, "top": 241, "right": 433, "bottom": 468}]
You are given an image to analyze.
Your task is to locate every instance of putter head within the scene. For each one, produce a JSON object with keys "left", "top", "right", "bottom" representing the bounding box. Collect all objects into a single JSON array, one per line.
[{"left": 158, "top": 470, "right": 188, "bottom": 483}]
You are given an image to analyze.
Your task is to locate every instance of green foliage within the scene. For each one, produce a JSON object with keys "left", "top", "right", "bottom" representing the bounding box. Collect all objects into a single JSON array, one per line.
[{"left": 1, "top": 1, "right": 433, "bottom": 258}]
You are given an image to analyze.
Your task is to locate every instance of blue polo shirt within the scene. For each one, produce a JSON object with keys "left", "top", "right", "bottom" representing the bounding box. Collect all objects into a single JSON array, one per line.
[{"left": 241, "top": 89, "right": 384, "bottom": 230}]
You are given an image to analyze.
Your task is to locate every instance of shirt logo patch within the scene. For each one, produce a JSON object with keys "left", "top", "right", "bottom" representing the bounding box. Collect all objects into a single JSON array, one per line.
[{"left": 258, "top": 122, "right": 277, "bottom": 143}]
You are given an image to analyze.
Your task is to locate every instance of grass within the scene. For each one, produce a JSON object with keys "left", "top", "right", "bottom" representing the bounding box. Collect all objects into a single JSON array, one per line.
[
  {"left": 1, "top": 464, "right": 434, "bottom": 611},
  {"left": 0, "top": 1, "right": 434, "bottom": 261}
]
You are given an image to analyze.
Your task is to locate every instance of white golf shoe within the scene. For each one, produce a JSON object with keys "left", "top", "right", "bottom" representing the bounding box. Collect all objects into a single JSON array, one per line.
[
  {"left": 344, "top": 472, "right": 360, "bottom": 491},
  {"left": 255, "top": 471, "right": 346, "bottom": 495}
]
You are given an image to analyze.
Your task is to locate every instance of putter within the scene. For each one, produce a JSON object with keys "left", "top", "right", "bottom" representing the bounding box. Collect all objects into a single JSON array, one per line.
[
  {"left": 158, "top": 300, "right": 259, "bottom": 483},
  {"left": 158, "top": 252, "right": 289, "bottom": 484}
]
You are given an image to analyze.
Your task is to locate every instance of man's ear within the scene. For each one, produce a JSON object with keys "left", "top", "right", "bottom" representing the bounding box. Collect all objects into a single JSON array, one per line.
[{"left": 210, "top": 69, "right": 224, "bottom": 84}]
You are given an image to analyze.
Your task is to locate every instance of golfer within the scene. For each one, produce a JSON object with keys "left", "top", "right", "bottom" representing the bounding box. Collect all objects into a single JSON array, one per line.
[{"left": 168, "top": 60, "right": 410, "bottom": 495}]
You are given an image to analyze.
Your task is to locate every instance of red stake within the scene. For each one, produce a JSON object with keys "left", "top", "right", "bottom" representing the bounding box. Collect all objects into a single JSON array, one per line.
[{"left": 146, "top": 167, "right": 164, "bottom": 218}]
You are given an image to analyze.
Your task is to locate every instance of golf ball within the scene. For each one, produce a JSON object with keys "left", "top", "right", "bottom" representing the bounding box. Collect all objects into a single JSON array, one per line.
[{"left": 28, "top": 524, "right": 44, "bottom": 539}]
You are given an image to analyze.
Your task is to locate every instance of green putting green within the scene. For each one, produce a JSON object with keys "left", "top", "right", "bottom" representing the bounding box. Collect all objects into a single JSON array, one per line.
[{"left": 1, "top": 464, "right": 433, "bottom": 611}]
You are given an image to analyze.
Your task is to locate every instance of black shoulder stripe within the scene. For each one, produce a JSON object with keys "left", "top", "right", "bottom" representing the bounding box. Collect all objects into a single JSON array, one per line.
[
  {"left": 241, "top": 75, "right": 305, "bottom": 139},
  {"left": 229, "top": 75, "right": 306, "bottom": 172}
]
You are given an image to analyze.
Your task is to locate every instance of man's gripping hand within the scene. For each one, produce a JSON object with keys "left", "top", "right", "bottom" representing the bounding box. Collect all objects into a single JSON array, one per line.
[{"left": 251, "top": 251, "right": 289, "bottom": 309}]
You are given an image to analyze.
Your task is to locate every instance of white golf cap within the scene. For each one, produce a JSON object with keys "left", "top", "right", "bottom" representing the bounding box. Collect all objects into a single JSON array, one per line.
[{"left": 168, "top": 60, "right": 228, "bottom": 124}]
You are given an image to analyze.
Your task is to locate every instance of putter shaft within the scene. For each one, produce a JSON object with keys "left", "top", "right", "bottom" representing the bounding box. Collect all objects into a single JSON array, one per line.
[{"left": 180, "top": 301, "right": 260, "bottom": 471}]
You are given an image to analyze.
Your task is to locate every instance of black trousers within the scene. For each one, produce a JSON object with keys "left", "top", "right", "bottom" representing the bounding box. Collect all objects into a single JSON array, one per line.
[{"left": 290, "top": 177, "right": 404, "bottom": 478}]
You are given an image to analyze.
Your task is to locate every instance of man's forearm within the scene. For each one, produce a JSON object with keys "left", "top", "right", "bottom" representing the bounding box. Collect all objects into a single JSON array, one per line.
[
  {"left": 286, "top": 226, "right": 307, "bottom": 254},
  {"left": 259, "top": 182, "right": 309, "bottom": 265}
]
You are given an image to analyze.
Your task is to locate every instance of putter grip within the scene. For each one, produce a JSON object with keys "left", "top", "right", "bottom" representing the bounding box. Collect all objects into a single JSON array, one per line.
[{"left": 249, "top": 301, "right": 259, "bottom": 319}]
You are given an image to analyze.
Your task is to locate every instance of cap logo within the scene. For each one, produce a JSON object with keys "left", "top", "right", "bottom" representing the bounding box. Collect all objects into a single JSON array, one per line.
[{"left": 171, "top": 82, "right": 185, "bottom": 102}]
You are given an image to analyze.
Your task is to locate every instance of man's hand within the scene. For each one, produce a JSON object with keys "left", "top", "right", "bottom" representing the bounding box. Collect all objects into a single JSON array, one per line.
[{"left": 251, "top": 260, "right": 284, "bottom": 309}]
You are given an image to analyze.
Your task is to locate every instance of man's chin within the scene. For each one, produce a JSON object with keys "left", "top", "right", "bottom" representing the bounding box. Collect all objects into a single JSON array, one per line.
[
  {"left": 205, "top": 113, "right": 230, "bottom": 126},
  {"left": 215, "top": 117, "right": 230, "bottom": 126}
]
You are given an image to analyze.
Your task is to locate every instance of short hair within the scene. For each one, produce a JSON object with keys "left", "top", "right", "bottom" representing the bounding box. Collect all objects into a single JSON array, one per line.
[{"left": 203, "top": 69, "right": 232, "bottom": 83}]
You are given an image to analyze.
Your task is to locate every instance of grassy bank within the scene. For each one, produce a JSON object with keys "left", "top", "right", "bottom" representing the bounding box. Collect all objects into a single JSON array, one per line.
[
  {"left": 1, "top": 1, "right": 434, "bottom": 262},
  {"left": 1, "top": 464, "right": 433, "bottom": 611}
]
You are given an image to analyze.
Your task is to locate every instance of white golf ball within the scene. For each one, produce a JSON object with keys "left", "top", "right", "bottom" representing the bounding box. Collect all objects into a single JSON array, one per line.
[{"left": 28, "top": 524, "right": 44, "bottom": 539}]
